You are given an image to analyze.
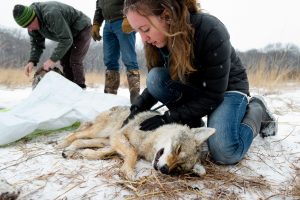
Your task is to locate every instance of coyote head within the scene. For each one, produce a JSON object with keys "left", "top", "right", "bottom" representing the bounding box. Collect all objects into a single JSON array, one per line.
[
  {"left": 152, "top": 126, "right": 215, "bottom": 176},
  {"left": 32, "top": 67, "right": 64, "bottom": 89}
]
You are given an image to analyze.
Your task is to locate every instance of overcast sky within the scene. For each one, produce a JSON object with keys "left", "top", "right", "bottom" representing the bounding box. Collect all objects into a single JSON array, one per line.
[{"left": 1, "top": 0, "right": 299, "bottom": 51}]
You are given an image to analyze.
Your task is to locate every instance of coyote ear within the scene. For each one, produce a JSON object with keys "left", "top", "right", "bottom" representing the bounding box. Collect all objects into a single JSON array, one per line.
[{"left": 192, "top": 127, "right": 215, "bottom": 145}]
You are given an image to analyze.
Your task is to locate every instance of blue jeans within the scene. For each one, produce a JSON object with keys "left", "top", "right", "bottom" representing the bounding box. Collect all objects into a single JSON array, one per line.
[
  {"left": 147, "top": 67, "right": 253, "bottom": 164},
  {"left": 147, "top": 68, "right": 199, "bottom": 105},
  {"left": 103, "top": 19, "right": 139, "bottom": 71},
  {"left": 207, "top": 92, "right": 253, "bottom": 164}
]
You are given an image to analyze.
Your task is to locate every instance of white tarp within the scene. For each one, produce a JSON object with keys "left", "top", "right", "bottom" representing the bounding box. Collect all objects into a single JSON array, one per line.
[{"left": 0, "top": 72, "right": 129, "bottom": 145}]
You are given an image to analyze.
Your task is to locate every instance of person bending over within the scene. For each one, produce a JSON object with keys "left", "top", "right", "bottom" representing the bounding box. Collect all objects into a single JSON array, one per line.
[{"left": 13, "top": 1, "right": 91, "bottom": 88}]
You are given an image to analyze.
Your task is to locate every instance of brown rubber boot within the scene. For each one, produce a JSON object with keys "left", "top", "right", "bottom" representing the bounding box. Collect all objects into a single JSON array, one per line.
[
  {"left": 127, "top": 70, "right": 140, "bottom": 103},
  {"left": 104, "top": 70, "right": 120, "bottom": 94}
]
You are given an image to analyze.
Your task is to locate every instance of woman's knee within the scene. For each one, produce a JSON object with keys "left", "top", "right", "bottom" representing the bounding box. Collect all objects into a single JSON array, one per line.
[
  {"left": 208, "top": 136, "right": 243, "bottom": 165},
  {"left": 146, "top": 68, "right": 169, "bottom": 95}
]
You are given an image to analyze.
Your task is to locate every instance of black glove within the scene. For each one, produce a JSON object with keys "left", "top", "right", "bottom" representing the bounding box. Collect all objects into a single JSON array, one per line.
[
  {"left": 122, "top": 105, "right": 142, "bottom": 127},
  {"left": 139, "top": 115, "right": 169, "bottom": 131}
]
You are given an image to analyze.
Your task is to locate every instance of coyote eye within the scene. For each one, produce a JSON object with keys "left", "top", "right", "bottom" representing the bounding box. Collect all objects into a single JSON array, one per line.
[
  {"left": 155, "top": 148, "right": 164, "bottom": 161},
  {"left": 175, "top": 145, "right": 181, "bottom": 155}
]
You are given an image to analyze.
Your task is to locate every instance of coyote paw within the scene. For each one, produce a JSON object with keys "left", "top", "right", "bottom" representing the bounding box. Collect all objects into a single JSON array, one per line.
[
  {"left": 56, "top": 140, "right": 70, "bottom": 149},
  {"left": 120, "top": 166, "right": 136, "bottom": 181},
  {"left": 192, "top": 163, "right": 206, "bottom": 176},
  {"left": 62, "top": 150, "right": 84, "bottom": 159}
]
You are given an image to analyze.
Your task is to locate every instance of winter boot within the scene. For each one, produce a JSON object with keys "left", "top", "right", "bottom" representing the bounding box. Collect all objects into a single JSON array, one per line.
[
  {"left": 104, "top": 70, "right": 120, "bottom": 94},
  {"left": 242, "top": 95, "right": 278, "bottom": 138},
  {"left": 127, "top": 70, "right": 140, "bottom": 103},
  {"left": 251, "top": 95, "right": 278, "bottom": 137}
]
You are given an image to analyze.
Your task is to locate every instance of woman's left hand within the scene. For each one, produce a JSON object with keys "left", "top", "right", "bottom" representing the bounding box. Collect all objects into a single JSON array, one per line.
[{"left": 139, "top": 115, "right": 168, "bottom": 131}]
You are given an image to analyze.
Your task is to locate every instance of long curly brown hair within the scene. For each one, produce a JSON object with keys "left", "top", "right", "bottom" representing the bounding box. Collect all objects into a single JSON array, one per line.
[{"left": 124, "top": 0, "right": 200, "bottom": 82}]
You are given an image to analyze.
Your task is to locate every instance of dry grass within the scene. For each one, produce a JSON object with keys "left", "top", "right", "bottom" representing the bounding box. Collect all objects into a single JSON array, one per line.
[
  {"left": 247, "top": 59, "right": 300, "bottom": 90},
  {"left": 290, "top": 163, "right": 300, "bottom": 197},
  {"left": 0, "top": 68, "right": 147, "bottom": 88},
  {"left": 86, "top": 70, "right": 147, "bottom": 88},
  {"left": 2, "top": 129, "right": 298, "bottom": 199},
  {"left": 0, "top": 66, "right": 298, "bottom": 89},
  {"left": 82, "top": 155, "right": 272, "bottom": 199},
  {"left": 0, "top": 68, "right": 32, "bottom": 87}
]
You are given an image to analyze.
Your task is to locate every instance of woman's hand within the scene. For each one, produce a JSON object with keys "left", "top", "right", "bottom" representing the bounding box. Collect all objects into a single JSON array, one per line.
[
  {"left": 122, "top": 105, "right": 142, "bottom": 127},
  {"left": 139, "top": 115, "right": 168, "bottom": 131}
]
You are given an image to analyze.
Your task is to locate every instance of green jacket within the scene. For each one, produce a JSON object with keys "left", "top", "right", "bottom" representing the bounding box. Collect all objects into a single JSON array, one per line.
[
  {"left": 93, "top": 0, "right": 124, "bottom": 25},
  {"left": 28, "top": 1, "right": 91, "bottom": 64}
]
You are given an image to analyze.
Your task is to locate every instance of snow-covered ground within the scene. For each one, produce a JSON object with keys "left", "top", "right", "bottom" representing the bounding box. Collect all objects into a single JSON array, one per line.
[{"left": 0, "top": 83, "right": 299, "bottom": 199}]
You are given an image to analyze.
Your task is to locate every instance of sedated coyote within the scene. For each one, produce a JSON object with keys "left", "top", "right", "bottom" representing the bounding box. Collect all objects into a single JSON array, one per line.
[{"left": 57, "top": 106, "right": 215, "bottom": 180}]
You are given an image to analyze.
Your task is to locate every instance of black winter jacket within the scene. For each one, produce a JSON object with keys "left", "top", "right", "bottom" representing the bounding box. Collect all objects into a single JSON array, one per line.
[{"left": 134, "top": 12, "right": 249, "bottom": 125}]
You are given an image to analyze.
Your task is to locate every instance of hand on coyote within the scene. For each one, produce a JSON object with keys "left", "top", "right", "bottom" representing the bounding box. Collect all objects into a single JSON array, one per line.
[{"left": 57, "top": 106, "right": 215, "bottom": 180}]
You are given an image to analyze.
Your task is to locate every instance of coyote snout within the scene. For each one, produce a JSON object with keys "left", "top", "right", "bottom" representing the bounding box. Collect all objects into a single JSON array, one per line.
[{"left": 58, "top": 106, "right": 215, "bottom": 180}]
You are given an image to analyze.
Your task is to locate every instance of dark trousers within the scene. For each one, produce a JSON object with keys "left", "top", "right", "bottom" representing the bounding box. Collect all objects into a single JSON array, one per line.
[{"left": 60, "top": 25, "right": 92, "bottom": 88}]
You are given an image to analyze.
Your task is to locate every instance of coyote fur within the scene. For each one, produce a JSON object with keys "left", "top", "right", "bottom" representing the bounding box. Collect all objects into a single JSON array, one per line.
[
  {"left": 58, "top": 106, "right": 215, "bottom": 180},
  {"left": 32, "top": 66, "right": 64, "bottom": 89}
]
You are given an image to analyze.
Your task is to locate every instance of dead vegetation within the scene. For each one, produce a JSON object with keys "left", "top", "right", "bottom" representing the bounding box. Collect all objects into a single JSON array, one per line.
[
  {"left": 289, "top": 163, "right": 300, "bottom": 197},
  {"left": 0, "top": 65, "right": 298, "bottom": 90},
  {"left": 2, "top": 144, "right": 296, "bottom": 200},
  {"left": 0, "top": 59, "right": 299, "bottom": 199},
  {"left": 0, "top": 113, "right": 299, "bottom": 199},
  {"left": 0, "top": 149, "right": 271, "bottom": 200},
  {"left": 76, "top": 150, "right": 298, "bottom": 200},
  {"left": 0, "top": 67, "right": 147, "bottom": 89},
  {"left": 102, "top": 158, "right": 272, "bottom": 200},
  {"left": 0, "top": 68, "right": 31, "bottom": 88},
  {"left": 247, "top": 58, "right": 300, "bottom": 91}
]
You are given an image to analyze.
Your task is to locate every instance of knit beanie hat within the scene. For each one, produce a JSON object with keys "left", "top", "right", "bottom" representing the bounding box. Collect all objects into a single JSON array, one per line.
[{"left": 13, "top": 4, "right": 36, "bottom": 27}]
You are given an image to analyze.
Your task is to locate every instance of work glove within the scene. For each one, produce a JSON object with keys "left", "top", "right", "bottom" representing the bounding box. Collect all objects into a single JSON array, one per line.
[
  {"left": 122, "top": 105, "right": 142, "bottom": 127},
  {"left": 139, "top": 115, "right": 169, "bottom": 131},
  {"left": 121, "top": 17, "right": 134, "bottom": 33},
  {"left": 91, "top": 23, "right": 102, "bottom": 41}
]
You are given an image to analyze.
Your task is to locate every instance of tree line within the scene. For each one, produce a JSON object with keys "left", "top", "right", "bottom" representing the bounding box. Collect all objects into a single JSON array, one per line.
[{"left": 1, "top": 28, "right": 299, "bottom": 74}]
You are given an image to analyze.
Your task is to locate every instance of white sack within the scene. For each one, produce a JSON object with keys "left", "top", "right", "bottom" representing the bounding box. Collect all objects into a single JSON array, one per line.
[{"left": 0, "top": 72, "right": 129, "bottom": 145}]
